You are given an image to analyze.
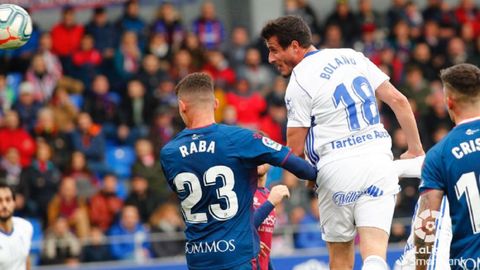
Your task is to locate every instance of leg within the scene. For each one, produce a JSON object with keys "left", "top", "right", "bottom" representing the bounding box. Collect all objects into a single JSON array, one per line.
[
  {"left": 357, "top": 226, "right": 389, "bottom": 260},
  {"left": 327, "top": 240, "right": 355, "bottom": 270}
]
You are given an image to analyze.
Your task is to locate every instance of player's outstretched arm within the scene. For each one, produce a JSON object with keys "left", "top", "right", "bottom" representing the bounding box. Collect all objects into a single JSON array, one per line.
[
  {"left": 375, "top": 81, "right": 424, "bottom": 159},
  {"left": 281, "top": 153, "right": 317, "bottom": 181},
  {"left": 414, "top": 188, "right": 444, "bottom": 270},
  {"left": 253, "top": 185, "right": 290, "bottom": 229}
]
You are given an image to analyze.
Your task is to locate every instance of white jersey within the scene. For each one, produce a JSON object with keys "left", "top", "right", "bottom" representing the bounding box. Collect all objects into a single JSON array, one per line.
[
  {"left": 0, "top": 217, "right": 33, "bottom": 270},
  {"left": 285, "top": 48, "right": 392, "bottom": 167}
]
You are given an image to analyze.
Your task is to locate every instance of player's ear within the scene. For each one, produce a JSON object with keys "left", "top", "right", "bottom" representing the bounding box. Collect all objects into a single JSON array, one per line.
[
  {"left": 445, "top": 95, "right": 454, "bottom": 111},
  {"left": 290, "top": 40, "right": 300, "bottom": 51},
  {"left": 213, "top": 98, "right": 219, "bottom": 110},
  {"left": 178, "top": 99, "right": 187, "bottom": 112}
]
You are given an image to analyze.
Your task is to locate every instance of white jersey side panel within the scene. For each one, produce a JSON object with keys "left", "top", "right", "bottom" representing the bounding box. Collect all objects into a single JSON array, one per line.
[
  {"left": 0, "top": 217, "right": 33, "bottom": 270},
  {"left": 285, "top": 48, "right": 392, "bottom": 167}
]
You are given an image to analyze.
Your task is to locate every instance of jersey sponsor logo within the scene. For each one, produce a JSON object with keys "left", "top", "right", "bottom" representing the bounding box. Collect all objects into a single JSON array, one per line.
[
  {"left": 466, "top": 128, "right": 479, "bottom": 136},
  {"left": 191, "top": 134, "right": 203, "bottom": 140},
  {"left": 330, "top": 130, "right": 390, "bottom": 151},
  {"left": 414, "top": 209, "right": 441, "bottom": 243},
  {"left": 262, "top": 137, "right": 282, "bottom": 151},
  {"left": 332, "top": 185, "right": 384, "bottom": 206},
  {"left": 185, "top": 239, "right": 236, "bottom": 254},
  {"left": 451, "top": 138, "right": 480, "bottom": 159}
]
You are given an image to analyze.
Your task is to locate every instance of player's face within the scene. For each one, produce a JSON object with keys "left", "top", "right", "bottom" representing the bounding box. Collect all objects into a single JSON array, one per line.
[
  {"left": 266, "top": 36, "right": 297, "bottom": 77},
  {"left": 0, "top": 188, "right": 15, "bottom": 222}
]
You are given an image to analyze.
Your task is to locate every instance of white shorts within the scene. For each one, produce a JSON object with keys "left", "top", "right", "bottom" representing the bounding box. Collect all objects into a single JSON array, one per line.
[
  {"left": 394, "top": 196, "right": 451, "bottom": 270},
  {"left": 316, "top": 154, "right": 399, "bottom": 242}
]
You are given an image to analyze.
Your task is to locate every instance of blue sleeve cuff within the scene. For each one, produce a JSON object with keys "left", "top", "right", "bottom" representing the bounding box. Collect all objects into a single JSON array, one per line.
[{"left": 253, "top": 200, "right": 275, "bottom": 229}]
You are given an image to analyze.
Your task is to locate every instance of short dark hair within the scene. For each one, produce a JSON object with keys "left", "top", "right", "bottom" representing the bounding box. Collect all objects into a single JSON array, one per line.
[
  {"left": 175, "top": 72, "right": 214, "bottom": 98},
  {"left": 0, "top": 182, "right": 15, "bottom": 199},
  {"left": 440, "top": 63, "right": 480, "bottom": 103},
  {"left": 261, "top": 15, "right": 312, "bottom": 49}
]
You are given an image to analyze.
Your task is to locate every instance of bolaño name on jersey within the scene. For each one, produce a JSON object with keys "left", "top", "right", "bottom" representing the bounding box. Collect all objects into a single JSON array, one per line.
[
  {"left": 451, "top": 137, "right": 480, "bottom": 159},
  {"left": 320, "top": 55, "right": 357, "bottom": 80},
  {"left": 179, "top": 140, "right": 216, "bottom": 158}
]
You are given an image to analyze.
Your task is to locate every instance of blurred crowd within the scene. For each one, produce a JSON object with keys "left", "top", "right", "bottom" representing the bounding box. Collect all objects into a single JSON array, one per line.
[{"left": 0, "top": 0, "right": 477, "bottom": 265}]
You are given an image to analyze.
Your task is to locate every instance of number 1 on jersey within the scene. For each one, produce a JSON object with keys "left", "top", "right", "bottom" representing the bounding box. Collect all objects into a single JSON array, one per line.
[
  {"left": 455, "top": 172, "right": 480, "bottom": 233},
  {"left": 333, "top": 76, "right": 380, "bottom": 131}
]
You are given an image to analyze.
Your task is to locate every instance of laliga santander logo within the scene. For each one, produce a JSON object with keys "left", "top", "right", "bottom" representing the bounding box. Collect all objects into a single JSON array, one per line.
[{"left": 414, "top": 209, "right": 440, "bottom": 243}]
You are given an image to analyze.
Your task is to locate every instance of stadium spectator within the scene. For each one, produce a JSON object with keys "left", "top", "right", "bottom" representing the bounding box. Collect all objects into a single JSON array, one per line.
[
  {"left": 150, "top": 2, "right": 185, "bottom": 51},
  {"left": 181, "top": 32, "right": 205, "bottom": 70},
  {"left": 325, "top": 0, "right": 359, "bottom": 46},
  {"left": 108, "top": 205, "right": 150, "bottom": 261},
  {"left": 408, "top": 42, "right": 437, "bottom": 81},
  {"left": 192, "top": 1, "right": 225, "bottom": 50},
  {"left": 226, "top": 77, "right": 266, "bottom": 129},
  {"left": 0, "top": 110, "right": 35, "bottom": 167},
  {"left": 454, "top": 0, "right": 480, "bottom": 35},
  {"left": 41, "top": 216, "right": 81, "bottom": 265},
  {"left": 169, "top": 48, "right": 196, "bottom": 82},
  {"left": 145, "top": 33, "right": 170, "bottom": 61},
  {"left": 19, "top": 142, "right": 60, "bottom": 222},
  {"left": 71, "top": 34, "right": 102, "bottom": 87},
  {"left": 422, "top": 0, "right": 443, "bottom": 22},
  {"left": 47, "top": 177, "right": 90, "bottom": 239},
  {"left": 389, "top": 20, "right": 414, "bottom": 63},
  {"left": 149, "top": 203, "right": 184, "bottom": 258},
  {"left": 201, "top": 50, "right": 236, "bottom": 88},
  {"left": 34, "top": 108, "right": 73, "bottom": 171},
  {"left": 259, "top": 101, "right": 287, "bottom": 145},
  {"left": 293, "top": 196, "right": 325, "bottom": 249},
  {"left": 50, "top": 6, "right": 84, "bottom": 75},
  {"left": 134, "top": 54, "right": 168, "bottom": 98},
  {"left": 71, "top": 112, "right": 106, "bottom": 174},
  {"left": 89, "top": 174, "right": 123, "bottom": 232},
  {"left": 236, "top": 47, "right": 275, "bottom": 94},
  {"left": 64, "top": 151, "right": 99, "bottom": 198},
  {"left": 36, "top": 32, "right": 63, "bottom": 81},
  {"left": 356, "top": 0, "right": 383, "bottom": 34},
  {"left": 386, "top": 0, "right": 407, "bottom": 29},
  {"left": 131, "top": 139, "right": 169, "bottom": 201},
  {"left": 0, "top": 73, "right": 15, "bottom": 114},
  {"left": 124, "top": 175, "right": 161, "bottom": 224},
  {"left": 48, "top": 86, "right": 79, "bottom": 133},
  {"left": 147, "top": 107, "right": 175, "bottom": 154},
  {"left": 114, "top": 31, "right": 142, "bottom": 83},
  {"left": 12, "top": 82, "right": 42, "bottom": 133},
  {"left": 25, "top": 54, "right": 60, "bottom": 103},
  {"left": 321, "top": 24, "right": 345, "bottom": 49},
  {"left": 81, "top": 226, "right": 113, "bottom": 262},
  {"left": 153, "top": 77, "right": 177, "bottom": 108},
  {"left": 115, "top": 0, "right": 147, "bottom": 49},
  {"left": 401, "top": 65, "right": 431, "bottom": 115},
  {"left": 0, "top": 148, "right": 22, "bottom": 188},
  {"left": 85, "top": 6, "right": 116, "bottom": 61},
  {"left": 227, "top": 26, "right": 251, "bottom": 69},
  {"left": 284, "top": 0, "right": 321, "bottom": 43}
]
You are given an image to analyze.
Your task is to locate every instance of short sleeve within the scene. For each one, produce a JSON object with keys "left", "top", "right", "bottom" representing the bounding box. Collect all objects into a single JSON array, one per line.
[
  {"left": 285, "top": 71, "right": 312, "bottom": 128},
  {"left": 419, "top": 147, "right": 446, "bottom": 193},
  {"left": 231, "top": 128, "right": 291, "bottom": 167},
  {"left": 357, "top": 52, "right": 389, "bottom": 91}
]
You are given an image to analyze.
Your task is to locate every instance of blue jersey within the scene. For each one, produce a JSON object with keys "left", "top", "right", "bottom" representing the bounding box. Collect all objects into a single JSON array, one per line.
[
  {"left": 160, "top": 124, "right": 291, "bottom": 270},
  {"left": 420, "top": 119, "right": 480, "bottom": 267}
]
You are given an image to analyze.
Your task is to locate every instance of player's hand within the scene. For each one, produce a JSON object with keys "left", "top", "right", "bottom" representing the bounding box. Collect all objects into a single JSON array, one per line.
[
  {"left": 400, "top": 149, "right": 425, "bottom": 159},
  {"left": 259, "top": 241, "right": 271, "bottom": 257},
  {"left": 268, "top": 185, "right": 290, "bottom": 206}
]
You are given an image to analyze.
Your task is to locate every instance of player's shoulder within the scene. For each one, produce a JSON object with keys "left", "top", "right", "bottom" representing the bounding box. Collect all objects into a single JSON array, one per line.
[{"left": 12, "top": 217, "right": 33, "bottom": 233}]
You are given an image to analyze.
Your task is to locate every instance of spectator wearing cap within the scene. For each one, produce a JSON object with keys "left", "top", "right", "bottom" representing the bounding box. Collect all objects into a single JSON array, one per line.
[
  {"left": 51, "top": 6, "right": 84, "bottom": 75},
  {"left": 192, "top": 1, "right": 225, "bottom": 50}
]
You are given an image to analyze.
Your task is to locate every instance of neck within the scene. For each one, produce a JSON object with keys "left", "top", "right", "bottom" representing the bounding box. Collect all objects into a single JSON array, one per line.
[
  {"left": 187, "top": 111, "right": 216, "bottom": 129},
  {"left": 0, "top": 219, "right": 13, "bottom": 234},
  {"left": 302, "top": 45, "right": 318, "bottom": 57},
  {"left": 455, "top": 109, "right": 480, "bottom": 125}
]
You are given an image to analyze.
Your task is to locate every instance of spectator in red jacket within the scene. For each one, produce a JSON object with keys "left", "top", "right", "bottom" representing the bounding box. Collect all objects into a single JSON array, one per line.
[
  {"left": 72, "top": 34, "right": 103, "bottom": 87},
  {"left": 51, "top": 6, "right": 84, "bottom": 74},
  {"left": 89, "top": 174, "right": 123, "bottom": 232},
  {"left": 226, "top": 78, "right": 266, "bottom": 129},
  {"left": 202, "top": 50, "right": 236, "bottom": 88},
  {"left": 455, "top": 0, "right": 480, "bottom": 36},
  {"left": 0, "top": 110, "right": 35, "bottom": 167}
]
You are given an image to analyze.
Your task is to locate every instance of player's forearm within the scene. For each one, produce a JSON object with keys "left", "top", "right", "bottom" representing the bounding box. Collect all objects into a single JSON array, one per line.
[
  {"left": 390, "top": 97, "right": 423, "bottom": 154},
  {"left": 281, "top": 153, "right": 317, "bottom": 180}
]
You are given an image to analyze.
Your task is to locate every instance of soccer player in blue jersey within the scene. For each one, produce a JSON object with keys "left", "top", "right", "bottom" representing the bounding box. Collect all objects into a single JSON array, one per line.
[
  {"left": 415, "top": 63, "right": 480, "bottom": 270},
  {"left": 160, "top": 73, "right": 317, "bottom": 270}
]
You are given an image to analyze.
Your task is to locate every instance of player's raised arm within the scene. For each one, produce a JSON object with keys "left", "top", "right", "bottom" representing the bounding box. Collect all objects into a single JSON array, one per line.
[{"left": 375, "top": 80, "right": 424, "bottom": 159}]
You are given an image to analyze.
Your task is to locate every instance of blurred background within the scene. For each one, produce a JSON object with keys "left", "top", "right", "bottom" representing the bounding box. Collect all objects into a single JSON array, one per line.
[{"left": 0, "top": 0, "right": 477, "bottom": 269}]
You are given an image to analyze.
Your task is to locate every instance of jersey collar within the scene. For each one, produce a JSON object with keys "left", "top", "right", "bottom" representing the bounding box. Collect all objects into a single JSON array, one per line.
[
  {"left": 304, "top": 50, "right": 320, "bottom": 58},
  {"left": 457, "top": 116, "right": 480, "bottom": 126}
]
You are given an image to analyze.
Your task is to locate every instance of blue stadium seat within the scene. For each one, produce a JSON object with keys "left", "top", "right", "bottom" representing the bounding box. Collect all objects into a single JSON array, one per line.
[
  {"left": 27, "top": 217, "right": 43, "bottom": 266},
  {"left": 106, "top": 145, "right": 136, "bottom": 180}
]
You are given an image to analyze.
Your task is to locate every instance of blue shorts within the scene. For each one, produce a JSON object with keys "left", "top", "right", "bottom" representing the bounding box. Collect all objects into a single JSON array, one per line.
[{"left": 229, "top": 257, "right": 259, "bottom": 270}]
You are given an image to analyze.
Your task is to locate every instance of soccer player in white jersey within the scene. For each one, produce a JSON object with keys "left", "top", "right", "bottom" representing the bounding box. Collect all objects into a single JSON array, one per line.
[
  {"left": 0, "top": 183, "right": 33, "bottom": 270},
  {"left": 261, "top": 16, "right": 424, "bottom": 270},
  {"left": 393, "top": 157, "right": 452, "bottom": 270}
]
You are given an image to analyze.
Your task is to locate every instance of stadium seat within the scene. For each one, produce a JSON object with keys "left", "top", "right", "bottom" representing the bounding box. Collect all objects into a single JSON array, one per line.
[{"left": 106, "top": 145, "right": 136, "bottom": 180}]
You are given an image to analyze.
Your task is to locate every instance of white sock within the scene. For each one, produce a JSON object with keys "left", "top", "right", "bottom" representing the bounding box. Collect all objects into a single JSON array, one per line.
[
  {"left": 362, "top": 255, "right": 389, "bottom": 270},
  {"left": 393, "top": 155, "right": 425, "bottom": 178}
]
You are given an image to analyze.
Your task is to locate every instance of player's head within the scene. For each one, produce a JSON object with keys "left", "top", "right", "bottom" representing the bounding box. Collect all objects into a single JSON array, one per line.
[
  {"left": 175, "top": 72, "right": 218, "bottom": 126},
  {"left": 261, "top": 15, "right": 313, "bottom": 77},
  {"left": 0, "top": 183, "right": 15, "bottom": 223},
  {"left": 440, "top": 63, "right": 480, "bottom": 123}
]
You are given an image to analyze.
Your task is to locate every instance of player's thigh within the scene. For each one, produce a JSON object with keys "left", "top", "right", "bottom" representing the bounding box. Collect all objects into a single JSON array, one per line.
[
  {"left": 317, "top": 188, "right": 356, "bottom": 242},
  {"left": 326, "top": 240, "right": 355, "bottom": 269},
  {"left": 355, "top": 195, "right": 396, "bottom": 259}
]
